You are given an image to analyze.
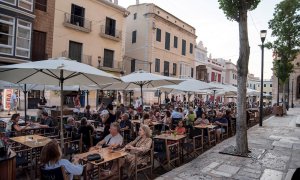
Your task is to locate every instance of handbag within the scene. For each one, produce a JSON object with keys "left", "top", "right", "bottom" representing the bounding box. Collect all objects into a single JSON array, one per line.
[{"left": 87, "top": 153, "right": 103, "bottom": 162}]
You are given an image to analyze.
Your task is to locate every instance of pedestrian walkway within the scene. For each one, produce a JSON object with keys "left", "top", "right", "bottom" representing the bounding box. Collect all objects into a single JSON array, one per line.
[{"left": 156, "top": 108, "right": 300, "bottom": 180}]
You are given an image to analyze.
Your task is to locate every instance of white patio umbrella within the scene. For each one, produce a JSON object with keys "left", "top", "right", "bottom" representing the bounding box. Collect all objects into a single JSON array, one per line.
[
  {"left": 103, "top": 70, "right": 183, "bottom": 106},
  {"left": 0, "top": 57, "right": 120, "bottom": 147},
  {"left": 158, "top": 78, "right": 217, "bottom": 93}
]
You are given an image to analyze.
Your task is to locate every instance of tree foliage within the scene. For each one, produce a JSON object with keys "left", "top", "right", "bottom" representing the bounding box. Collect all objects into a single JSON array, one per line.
[
  {"left": 218, "top": 0, "right": 261, "bottom": 22},
  {"left": 267, "top": 0, "right": 300, "bottom": 84}
]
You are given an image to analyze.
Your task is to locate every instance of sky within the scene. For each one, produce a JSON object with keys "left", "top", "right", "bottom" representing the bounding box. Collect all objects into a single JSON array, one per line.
[{"left": 118, "top": 0, "right": 283, "bottom": 80}]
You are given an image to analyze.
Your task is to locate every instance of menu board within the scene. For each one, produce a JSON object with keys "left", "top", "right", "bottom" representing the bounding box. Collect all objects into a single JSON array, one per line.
[{"left": 4, "top": 89, "right": 13, "bottom": 110}]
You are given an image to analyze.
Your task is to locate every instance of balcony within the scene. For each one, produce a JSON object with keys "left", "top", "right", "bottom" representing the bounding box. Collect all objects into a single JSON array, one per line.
[
  {"left": 61, "top": 51, "right": 92, "bottom": 66},
  {"left": 63, "top": 13, "right": 92, "bottom": 33},
  {"left": 98, "top": 59, "right": 122, "bottom": 72},
  {"left": 99, "top": 25, "right": 122, "bottom": 41}
]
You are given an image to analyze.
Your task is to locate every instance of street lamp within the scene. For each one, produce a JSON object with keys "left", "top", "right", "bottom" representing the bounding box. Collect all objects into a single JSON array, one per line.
[
  {"left": 292, "top": 77, "right": 294, "bottom": 108},
  {"left": 259, "top": 30, "right": 267, "bottom": 127},
  {"left": 276, "top": 55, "right": 281, "bottom": 105}
]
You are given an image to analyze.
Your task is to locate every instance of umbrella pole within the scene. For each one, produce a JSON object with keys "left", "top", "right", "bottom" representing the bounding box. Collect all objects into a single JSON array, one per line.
[
  {"left": 86, "top": 90, "right": 89, "bottom": 105},
  {"left": 60, "top": 70, "right": 64, "bottom": 148},
  {"left": 140, "top": 84, "right": 143, "bottom": 107},
  {"left": 129, "top": 91, "right": 132, "bottom": 106},
  {"left": 24, "top": 84, "right": 27, "bottom": 123}
]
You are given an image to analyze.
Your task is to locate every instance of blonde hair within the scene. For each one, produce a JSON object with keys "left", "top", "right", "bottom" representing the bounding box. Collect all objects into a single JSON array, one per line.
[{"left": 140, "top": 125, "right": 152, "bottom": 138}]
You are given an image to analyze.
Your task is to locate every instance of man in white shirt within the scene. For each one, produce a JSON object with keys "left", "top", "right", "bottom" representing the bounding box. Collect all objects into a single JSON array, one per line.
[
  {"left": 92, "top": 122, "right": 123, "bottom": 149},
  {"left": 8, "top": 91, "right": 17, "bottom": 115}
]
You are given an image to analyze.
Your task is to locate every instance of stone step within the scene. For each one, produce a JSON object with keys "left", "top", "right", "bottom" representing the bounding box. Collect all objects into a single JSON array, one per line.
[{"left": 296, "top": 117, "right": 300, "bottom": 127}]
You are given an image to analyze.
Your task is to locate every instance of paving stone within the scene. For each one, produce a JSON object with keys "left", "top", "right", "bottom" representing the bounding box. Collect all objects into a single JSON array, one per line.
[
  {"left": 293, "top": 143, "right": 300, "bottom": 150},
  {"left": 288, "top": 160, "right": 300, "bottom": 169},
  {"left": 272, "top": 141, "right": 293, "bottom": 148},
  {"left": 210, "top": 170, "right": 232, "bottom": 177},
  {"left": 260, "top": 169, "right": 283, "bottom": 180},
  {"left": 284, "top": 169, "right": 296, "bottom": 180},
  {"left": 259, "top": 152, "right": 289, "bottom": 171},
  {"left": 237, "top": 168, "right": 261, "bottom": 179},
  {"left": 216, "top": 164, "right": 240, "bottom": 175},
  {"left": 233, "top": 174, "right": 259, "bottom": 180}
]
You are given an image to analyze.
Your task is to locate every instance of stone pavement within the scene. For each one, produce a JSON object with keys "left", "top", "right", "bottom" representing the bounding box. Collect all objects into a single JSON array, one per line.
[{"left": 156, "top": 108, "right": 300, "bottom": 180}]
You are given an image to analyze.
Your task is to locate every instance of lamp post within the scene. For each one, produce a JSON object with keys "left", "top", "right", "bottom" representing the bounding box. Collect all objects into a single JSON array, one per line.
[
  {"left": 276, "top": 56, "right": 281, "bottom": 105},
  {"left": 292, "top": 77, "right": 294, "bottom": 108},
  {"left": 259, "top": 30, "right": 267, "bottom": 127}
]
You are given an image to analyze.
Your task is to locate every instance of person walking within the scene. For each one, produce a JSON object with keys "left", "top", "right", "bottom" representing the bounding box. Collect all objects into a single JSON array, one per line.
[{"left": 8, "top": 91, "right": 18, "bottom": 115}]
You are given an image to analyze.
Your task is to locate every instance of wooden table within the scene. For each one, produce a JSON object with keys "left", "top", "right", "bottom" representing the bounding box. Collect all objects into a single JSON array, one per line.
[
  {"left": 194, "top": 124, "right": 217, "bottom": 129},
  {"left": 10, "top": 135, "right": 51, "bottom": 148},
  {"left": 154, "top": 134, "right": 186, "bottom": 165},
  {"left": 0, "top": 149, "right": 16, "bottom": 180},
  {"left": 75, "top": 148, "right": 127, "bottom": 180},
  {"left": 10, "top": 135, "right": 52, "bottom": 178}
]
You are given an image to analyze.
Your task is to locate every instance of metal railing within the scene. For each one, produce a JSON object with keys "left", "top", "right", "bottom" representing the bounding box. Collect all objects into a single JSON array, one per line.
[
  {"left": 98, "top": 59, "right": 122, "bottom": 71},
  {"left": 64, "top": 13, "right": 92, "bottom": 32},
  {"left": 99, "top": 25, "right": 122, "bottom": 41}
]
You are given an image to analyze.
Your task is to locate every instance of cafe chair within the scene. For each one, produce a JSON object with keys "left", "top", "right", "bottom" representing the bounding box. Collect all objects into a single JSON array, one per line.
[
  {"left": 64, "top": 132, "right": 83, "bottom": 157},
  {"left": 166, "top": 142, "right": 180, "bottom": 169},
  {"left": 40, "top": 166, "right": 68, "bottom": 180},
  {"left": 248, "top": 112, "right": 256, "bottom": 127},
  {"left": 134, "top": 141, "right": 154, "bottom": 180},
  {"left": 206, "top": 128, "right": 216, "bottom": 147},
  {"left": 11, "top": 146, "right": 32, "bottom": 170},
  {"left": 183, "top": 130, "right": 203, "bottom": 158},
  {"left": 153, "top": 139, "right": 167, "bottom": 168},
  {"left": 221, "top": 124, "right": 228, "bottom": 140}
]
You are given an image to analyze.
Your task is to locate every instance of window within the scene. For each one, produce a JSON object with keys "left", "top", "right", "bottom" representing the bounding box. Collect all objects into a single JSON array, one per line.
[
  {"left": 18, "top": 0, "right": 33, "bottom": 11},
  {"left": 173, "top": 63, "right": 177, "bottom": 75},
  {"left": 253, "top": 84, "right": 256, "bottom": 89},
  {"left": 191, "top": 68, "right": 194, "bottom": 78},
  {"left": 211, "top": 72, "right": 215, "bottom": 81},
  {"left": 190, "top": 43, "right": 193, "bottom": 54},
  {"left": 232, "top": 74, "right": 234, "bottom": 79},
  {"left": 15, "top": 19, "right": 32, "bottom": 58},
  {"left": 103, "top": 49, "right": 114, "bottom": 68},
  {"left": 156, "top": 28, "right": 161, "bottom": 42},
  {"left": 133, "top": 13, "right": 137, "bottom": 20},
  {"left": 131, "top": 59, "right": 135, "bottom": 72},
  {"left": 182, "top": 39, "right": 186, "bottom": 55},
  {"left": 270, "top": 84, "right": 272, "bottom": 87},
  {"left": 2, "top": 0, "right": 16, "bottom": 5},
  {"left": 69, "top": 41, "right": 82, "bottom": 62},
  {"left": 132, "top": 30, "right": 136, "bottom": 43},
  {"left": 155, "top": 58, "right": 160, "bottom": 72},
  {"left": 35, "top": 0, "right": 47, "bottom": 12},
  {"left": 71, "top": 4, "right": 85, "bottom": 27},
  {"left": 264, "top": 84, "right": 266, "bottom": 87},
  {"left": 164, "top": 61, "right": 170, "bottom": 76},
  {"left": 105, "top": 17, "right": 116, "bottom": 37},
  {"left": 32, "top": 30, "right": 46, "bottom": 61},
  {"left": 165, "top": 32, "right": 170, "bottom": 50},
  {"left": 218, "top": 74, "right": 221, "bottom": 82},
  {"left": 174, "top": 36, "right": 178, "bottom": 48},
  {"left": 0, "top": 14, "right": 15, "bottom": 55}
]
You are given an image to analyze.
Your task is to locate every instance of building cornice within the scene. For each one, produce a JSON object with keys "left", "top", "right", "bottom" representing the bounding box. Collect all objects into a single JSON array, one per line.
[
  {"left": 145, "top": 12, "right": 197, "bottom": 38},
  {"left": 96, "top": 0, "right": 129, "bottom": 16},
  {"left": 0, "top": 4, "right": 35, "bottom": 18}
]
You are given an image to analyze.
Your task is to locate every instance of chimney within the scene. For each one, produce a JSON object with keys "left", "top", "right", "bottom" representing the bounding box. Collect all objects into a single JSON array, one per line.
[
  {"left": 114, "top": 0, "right": 118, "bottom": 4},
  {"left": 136, "top": 0, "right": 139, "bottom": 5}
]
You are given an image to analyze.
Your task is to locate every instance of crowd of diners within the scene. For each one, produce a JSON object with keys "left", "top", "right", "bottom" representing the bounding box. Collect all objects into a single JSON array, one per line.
[{"left": 4, "top": 97, "right": 261, "bottom": 180}]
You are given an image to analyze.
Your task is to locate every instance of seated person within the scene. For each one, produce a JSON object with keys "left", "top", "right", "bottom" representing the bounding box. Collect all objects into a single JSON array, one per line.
[
  {"left": 149, "top": 111, "right": 157, "bottom": 121},
  {"left": 40, "top": 140, "right": 83, "bottom": 180},
  {"left": 119, "top": 113, "right": 131, "bottom": 131},
  {"left": 121, "top": 125, "right": 152, "bottom": 178},
  {"left": 5, "top": 113, "right": 30, "bottom": 136},
  {"left": 91, "top": 122, "right": 123, "bottom": 149},
  {"left": 65, "top": 117, "right": 78, "bottom": 136},
  {"left": 83, "top": 105, "right": 91, "bottom": 119},
  {"left": 78, "top": 117, "right": 94, "bottom": 149},
  {"left": 212, "top": 112, "right": 228, "bottom": 142},
  {"left": 154, "top": 111, "right": 161, "bottom": 122},
  {"left": 175, "top": 120, "right": 186, "bottom": 135},
  {"left": 142, "top": 113, "right": 153, "bottom": 126},
  {"left": 194, "top": 113, "right": 210, "bottom": 125},
  {"left": 162, "top": 110, "right": 172, "bottom": 129},
  {"left": 39, "top": 112, "right": 55, "bottom": 128}
]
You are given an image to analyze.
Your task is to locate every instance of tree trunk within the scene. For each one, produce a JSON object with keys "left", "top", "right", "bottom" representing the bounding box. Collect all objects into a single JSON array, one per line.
[
  {"left": 236, "top": 2, "right": 249, "bottom": 155},
  {"left": 282, "top": 82, "right": 286, "bottom": 114}
]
